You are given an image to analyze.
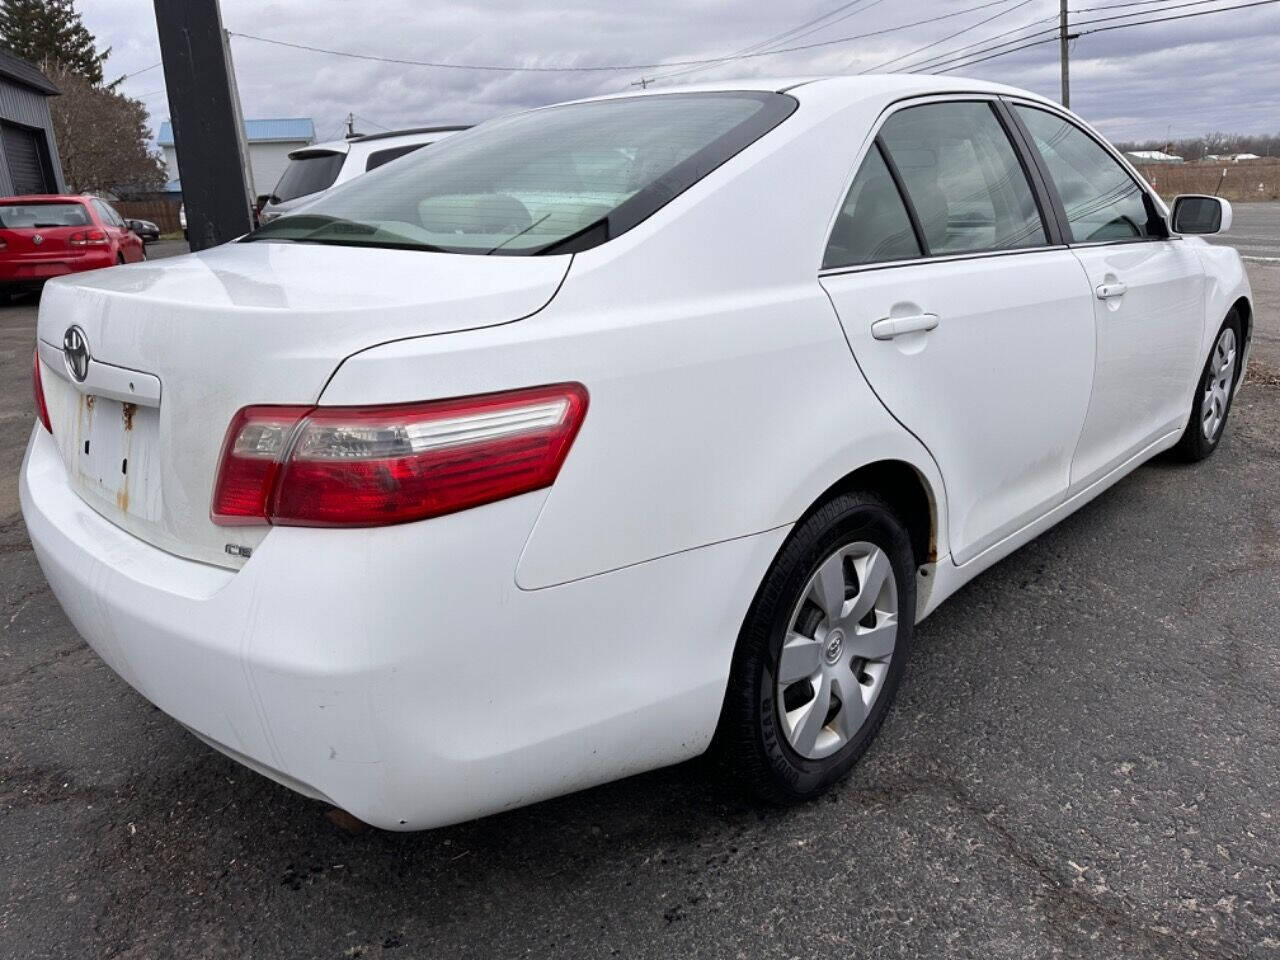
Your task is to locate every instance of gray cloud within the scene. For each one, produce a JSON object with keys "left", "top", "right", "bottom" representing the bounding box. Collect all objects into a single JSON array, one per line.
[{"left": 87, "top": 0, "right": 1280, "bottom": 144}]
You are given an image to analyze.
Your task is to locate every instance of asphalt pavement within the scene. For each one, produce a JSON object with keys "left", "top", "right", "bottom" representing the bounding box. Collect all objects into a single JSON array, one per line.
[
  {"left": 1, "top": 237, "right": 1278, "bottom": 959},
  {"left": 1210, "top": 200, "right": 1280, "bottom": 260}
]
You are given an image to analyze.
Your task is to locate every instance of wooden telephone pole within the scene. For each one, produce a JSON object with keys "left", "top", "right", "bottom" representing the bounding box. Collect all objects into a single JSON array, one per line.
[{"left": 1059, "top": 0, "right": 1070, "bottom": 108}]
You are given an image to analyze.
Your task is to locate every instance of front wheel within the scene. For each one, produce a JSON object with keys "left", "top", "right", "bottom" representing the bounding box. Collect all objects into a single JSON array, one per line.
[
  {"left": 715, "top": 492, "right": 915, "bottom": 803},
  {"left": 1171, "top": 312, "right": 1243, "bottom": 461}
]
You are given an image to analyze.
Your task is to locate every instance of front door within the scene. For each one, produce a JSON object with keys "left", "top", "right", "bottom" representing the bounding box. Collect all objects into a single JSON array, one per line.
[
  {"left": 820, "top": 99, "right": 1096, "bottom": 565},
  {"left": 1012, "top": 105, "right": 1206, "bottom": 489}
]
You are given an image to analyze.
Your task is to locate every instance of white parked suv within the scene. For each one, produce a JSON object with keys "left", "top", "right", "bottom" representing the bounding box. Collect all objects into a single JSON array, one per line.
[
  {"left": 22, "top": 77, "right": 1252, "bottom": 830},
  {"left": 258, "top": 125, "right": 469, "bottom": 222}
]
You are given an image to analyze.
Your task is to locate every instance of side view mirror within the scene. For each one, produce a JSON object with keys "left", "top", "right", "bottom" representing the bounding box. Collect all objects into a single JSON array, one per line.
[{"left": 1171, "top": 195, "right": 1232, "bottom": 235}]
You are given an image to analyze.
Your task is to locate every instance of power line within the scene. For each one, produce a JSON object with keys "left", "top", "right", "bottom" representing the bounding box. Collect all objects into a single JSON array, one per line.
[
  {"left": 868, "top": 13, "right": 1056, "bottom": 74},
  {"left": 916, "top": 0, "right": 1280, "bottom": 73},
  {"left": 226, "top": 2, "right": 1025, "bottom": 76},
  {"left": 119, "top": 60, "right": 162, "bottom": 80},
  {"left": 857, "top": 0, "right": 1042, "bottom": 73},
  {"left": 1070, "top": 0, "right": 1183, "bottom": 10},
  {"left": 648, "top": 0, "right": 886, "bottom": 85},
  {"left": 899, "top": 0, "right": 1255, "bottom": 73}
]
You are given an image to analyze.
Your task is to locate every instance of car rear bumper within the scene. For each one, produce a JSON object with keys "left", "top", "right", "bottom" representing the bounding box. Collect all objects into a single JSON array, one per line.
[
  {"left": 20, "top": 426, "right": 784, "bottom": 829},
  {"left": 0, "top": 251, "right": 115, "bottom": 283}
]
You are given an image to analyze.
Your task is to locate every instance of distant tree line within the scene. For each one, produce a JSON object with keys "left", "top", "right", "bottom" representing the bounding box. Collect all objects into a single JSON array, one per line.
[{"left": 1114, "top": 132, "right": 1280, "bottom": 161}]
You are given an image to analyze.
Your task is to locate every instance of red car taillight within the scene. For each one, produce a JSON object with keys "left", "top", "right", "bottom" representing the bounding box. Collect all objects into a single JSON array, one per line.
[
  {"left": 69, "top": 229, "right": 108, "bottom": 246},
  {"left": 211, "top": 383, "right": 589, "bottom": 527},
  {"left": 33, "top": 349, "right": 52, "bottom": 433}
]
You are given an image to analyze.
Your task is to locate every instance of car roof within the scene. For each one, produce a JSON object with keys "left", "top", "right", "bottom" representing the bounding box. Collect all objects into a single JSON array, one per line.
[
  {"left": 292, "top": 126, "right": 470, "bottom": 159},
  {"left": 0, "top": 194, "right": 92, "bottom": 204},
  {"left": 564, "top": 73, "right": 1051, "bottom": 109}
]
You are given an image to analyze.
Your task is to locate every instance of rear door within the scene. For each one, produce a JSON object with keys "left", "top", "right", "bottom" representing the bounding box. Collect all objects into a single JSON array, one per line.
[
  {"left": 1010, "top": 104, "right": 1206, "bottom": 489},
  {"left": 821, "top": 98, "right": 1096, "bottom": 565}
]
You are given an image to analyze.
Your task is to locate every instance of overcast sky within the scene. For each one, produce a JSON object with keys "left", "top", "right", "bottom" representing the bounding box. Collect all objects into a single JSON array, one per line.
[{"left": 84, "top": 0, "right": 1280, "bottom": 145}]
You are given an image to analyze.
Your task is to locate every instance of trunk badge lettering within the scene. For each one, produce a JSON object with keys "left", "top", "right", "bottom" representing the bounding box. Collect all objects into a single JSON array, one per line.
[
  {"left": 225, "top": 544, "right": 253, "bottom": 559},
  {"left": 63, "top": 326, "right": 90, "bottom": 382}
]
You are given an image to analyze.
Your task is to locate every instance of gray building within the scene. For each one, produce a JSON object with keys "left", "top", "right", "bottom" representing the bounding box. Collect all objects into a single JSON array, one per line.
[{"left": 0, "top": 49, "right": 66, "bottom": 196}]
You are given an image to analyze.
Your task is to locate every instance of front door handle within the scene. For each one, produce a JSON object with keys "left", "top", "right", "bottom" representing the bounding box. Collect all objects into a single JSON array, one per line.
[
  {"left": 871, "top": 312, "right": 940, "bottom": 340},
  {"left": 1096, "top": 281, "right": 1127, "bottom": 300}
]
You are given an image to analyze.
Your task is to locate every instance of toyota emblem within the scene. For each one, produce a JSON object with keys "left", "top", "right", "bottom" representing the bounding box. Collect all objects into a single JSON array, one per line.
[{"left": 63, "top": 326, "right": 90, "bottom": 382}]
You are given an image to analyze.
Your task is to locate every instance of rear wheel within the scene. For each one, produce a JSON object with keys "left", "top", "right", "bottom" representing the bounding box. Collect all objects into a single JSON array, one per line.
[
  {"left": 116, "top": 253, "right": 125, "bottom": 265},
  {"left": 715, "top": 492, "right": 915, "bottom": 803},
  {"left": 1171, "top": 311, "right": 1243, "bottom": 461}
]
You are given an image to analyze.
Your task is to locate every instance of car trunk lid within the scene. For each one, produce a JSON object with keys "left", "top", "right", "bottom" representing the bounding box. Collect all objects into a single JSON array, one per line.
[{"left": 35, "top": 240, "right": 571, "bottom": 568}]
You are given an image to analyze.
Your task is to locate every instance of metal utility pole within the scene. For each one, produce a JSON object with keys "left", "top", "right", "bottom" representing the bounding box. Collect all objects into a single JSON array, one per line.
[
  {"left": 1059, "top": 0, "right": 1070, "bottom": 108},
  {"left": 153, "top": 0, "right": 254, "bottom": 250}
]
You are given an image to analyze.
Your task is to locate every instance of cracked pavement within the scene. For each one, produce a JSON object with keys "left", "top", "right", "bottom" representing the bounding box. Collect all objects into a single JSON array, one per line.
[{"left": 1, "top": 238, "right": 1278, "bottom": 959}]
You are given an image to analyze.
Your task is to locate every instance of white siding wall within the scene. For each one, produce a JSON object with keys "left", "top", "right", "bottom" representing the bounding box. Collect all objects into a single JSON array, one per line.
[
  {"left": 162, "top": 145, "right": 179, "bottom": 182},
  {"left": 247, "top": 141, "right": 300, "bottom": 196},
  {"left": 163, "top": 139, "right": 308, "bottom": 196}
]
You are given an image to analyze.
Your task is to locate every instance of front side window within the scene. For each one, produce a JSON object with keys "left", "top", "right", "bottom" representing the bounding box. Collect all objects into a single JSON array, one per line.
[
  {"left": 92, "top": 199, "right": 122, "bottom": 226},
  {"left": 824, "top": 145, "right": 921, "bottom": 269},
  {"left": 1015, "top": 106, "right": 1155, "bottom": 243},
  {"left": 246, "top": 92, "right": 796, "bottom": 256},
  {"left": 272, "top": 151, "right": 345, "bottom": 202},
  {"left": 878, "top": 101, "right": 1047, "bottom": 256}
]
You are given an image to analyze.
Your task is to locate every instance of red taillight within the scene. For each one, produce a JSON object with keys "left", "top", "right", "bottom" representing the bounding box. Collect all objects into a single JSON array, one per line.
[
  {"left": 69, "top": 229, "right": 108, "bottom": 246},
  {"left": 211, "top": 384, "right": 588, "bottom": 528},
  {"left": 33, "top": 349, "right": 52, "bottom": 433}
]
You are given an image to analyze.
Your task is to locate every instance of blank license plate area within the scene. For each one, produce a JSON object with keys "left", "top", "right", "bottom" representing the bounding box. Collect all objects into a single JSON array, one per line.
[{"left": 72, "top": 395, "right": 162, "bottom": 521}]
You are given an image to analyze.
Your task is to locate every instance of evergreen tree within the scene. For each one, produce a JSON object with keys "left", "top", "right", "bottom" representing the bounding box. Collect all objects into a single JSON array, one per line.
[{"left": 0, "top": 0, "right": 107, "bottom": 85}]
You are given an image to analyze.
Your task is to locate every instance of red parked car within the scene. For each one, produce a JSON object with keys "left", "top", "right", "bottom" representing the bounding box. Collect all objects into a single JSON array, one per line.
[{"left": 0, "top": 194, "right": 145, "bottom": 299}]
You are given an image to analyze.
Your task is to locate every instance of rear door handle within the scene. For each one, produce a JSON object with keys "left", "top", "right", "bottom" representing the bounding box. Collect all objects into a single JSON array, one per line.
[
  {"left": 871, "top": 312, "right": 940, "bottom": 340},
  {"left": 1096, "top": 281, "right": 1127, "bottom": 300}
]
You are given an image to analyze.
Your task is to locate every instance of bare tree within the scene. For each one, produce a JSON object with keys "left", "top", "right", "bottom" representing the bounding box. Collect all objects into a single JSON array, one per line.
[{"left": 46, "top": 64, "right": 167, "bottom": 195}]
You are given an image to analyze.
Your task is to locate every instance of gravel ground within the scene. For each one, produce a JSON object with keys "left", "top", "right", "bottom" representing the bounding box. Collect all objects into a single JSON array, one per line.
[{"left": 1, "top": 242, "right": 1277, "bottom": 960}]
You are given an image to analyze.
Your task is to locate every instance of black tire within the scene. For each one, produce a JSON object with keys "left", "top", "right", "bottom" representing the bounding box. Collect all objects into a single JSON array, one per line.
[
  {"left": 116, "top": 253, "right": 125, "bottom": 265},
  {"left": 714, "top": 491, "right": 916, "bottom": 804},
  {"left": 1170, "top": 311, "right": 1244, "bottom": 462}
]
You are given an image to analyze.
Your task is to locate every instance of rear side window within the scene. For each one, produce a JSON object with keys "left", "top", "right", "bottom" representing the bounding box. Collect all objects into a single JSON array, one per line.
[
  {"left": 272, "top": 151, "right": 345, "bottom": 202},
  {"left": 1014, "top": 106, "right": 1154, "bottom": 243},
  {"left": 879, "top": 102, "right": 1047, "bottom": 256},
  {"left": 366, "top": 143, "right": 425, "bottom": 172},
  {"left": 0, "top": 202, "right": 89, "bottom": 227},
  {"left": 824, "top": 145, "right": 922, "bottom": 269},
  {"left": 247, "top": 92, "right": 797, "bottom": 256}
]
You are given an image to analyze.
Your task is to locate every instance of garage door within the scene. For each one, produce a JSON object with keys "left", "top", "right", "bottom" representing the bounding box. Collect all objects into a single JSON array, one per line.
[{"left": 2, "top": 123, "right": 53, "bottom": 195}]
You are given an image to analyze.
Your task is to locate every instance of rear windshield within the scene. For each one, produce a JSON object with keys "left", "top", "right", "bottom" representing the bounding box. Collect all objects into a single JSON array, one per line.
[
  {"left": 272, "top": 151, "right": 345, "bottom": 202},
  {"left": 0, "top": 202, "right": 90, "bottom": 228},
  {"left": 245, "top": 91, "right": 796, "bottom": 256}
]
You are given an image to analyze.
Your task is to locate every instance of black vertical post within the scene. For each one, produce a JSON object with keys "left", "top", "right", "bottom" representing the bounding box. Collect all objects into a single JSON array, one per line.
[{"left": 153, "top": 0, "right": 253, "bottom": 250}]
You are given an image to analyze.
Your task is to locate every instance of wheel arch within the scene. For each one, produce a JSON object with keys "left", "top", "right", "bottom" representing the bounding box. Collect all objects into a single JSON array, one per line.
[{"left": 798, "top": 459, "right": 939, "bottom": 571}]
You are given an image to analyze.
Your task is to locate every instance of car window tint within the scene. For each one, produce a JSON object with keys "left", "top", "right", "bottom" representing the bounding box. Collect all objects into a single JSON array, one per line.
[
  {"left": 878, "top": 101, "right": 1047, "bottom": 256},
  {"left": 366, "top": 143, "right": 425, "bottom": 172},
  {"left": 823, "top": 144, "right": 922, "bottom": 269},
  {"left": 1015, "top": 106, "right": 1153, "bottom": 243}
]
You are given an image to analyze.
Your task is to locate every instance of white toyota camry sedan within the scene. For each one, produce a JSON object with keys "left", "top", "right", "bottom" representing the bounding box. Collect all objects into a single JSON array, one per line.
[{"left": 21, "top": 76, "right": 1252, "bottom": 830}]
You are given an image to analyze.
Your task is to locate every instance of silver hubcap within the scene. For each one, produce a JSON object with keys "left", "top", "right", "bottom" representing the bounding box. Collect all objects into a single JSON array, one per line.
[
  {"left": 776, "top": 541, "right": 899, "bottom": 760},
  {"left": 1202, "top": 327, "right": 1237, "bottom": 440}
]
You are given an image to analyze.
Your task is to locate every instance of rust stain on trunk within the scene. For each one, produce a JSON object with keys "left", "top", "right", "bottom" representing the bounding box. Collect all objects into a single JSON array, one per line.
[{"left": 122, "top": 402, "right": 136, "bottom": 431}]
